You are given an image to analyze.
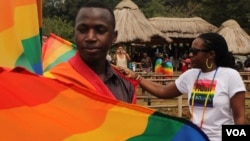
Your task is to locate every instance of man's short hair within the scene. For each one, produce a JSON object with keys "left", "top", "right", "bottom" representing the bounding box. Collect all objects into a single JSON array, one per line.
[{"left": 81, "top": 1, "right": 116, "bottom": 29}]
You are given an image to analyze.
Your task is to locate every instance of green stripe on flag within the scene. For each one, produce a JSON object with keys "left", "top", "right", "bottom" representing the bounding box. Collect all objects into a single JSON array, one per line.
[
  {"left": 127, "top": 112, "right": 183, "bottom": 141},
  {"left": 21, "top": 34, "right": 42, "bottom": 74},
  {"left": 44, "top": 48, "right": 76, "bottom": 72},
  {"left": 15, "top": 53, "right": 33, "bottom": 72}
]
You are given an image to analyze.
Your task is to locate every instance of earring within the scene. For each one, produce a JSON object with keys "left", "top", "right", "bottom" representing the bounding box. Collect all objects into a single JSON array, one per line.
[{"left": 206, "top": 58, "right": 213, "bottom": 69}]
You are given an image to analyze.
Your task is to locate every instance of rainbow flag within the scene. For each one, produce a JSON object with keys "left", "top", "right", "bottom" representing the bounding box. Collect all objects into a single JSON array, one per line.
[
  {"left": 0, "top": 67, "right": 209, "bottom": 141},
  {"left": 163, "top": 61, "right": 173, "bottom": 76},
  {"left": 154, "top": 58, "right": 173, "bottom": 77},
  {"left": 154, "top": 58, "right": 163, "bottom": 73},
  {"left": 42, "top": 33, "right": 77, "bottom": 72},
  {"left": 0, "top": 0, "right": 43, "bottom": 74}
]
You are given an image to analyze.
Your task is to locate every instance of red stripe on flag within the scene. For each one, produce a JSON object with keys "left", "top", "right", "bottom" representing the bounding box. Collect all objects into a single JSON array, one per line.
[{"left": 0, "top": 67, "right": 68, "bottom": 109}]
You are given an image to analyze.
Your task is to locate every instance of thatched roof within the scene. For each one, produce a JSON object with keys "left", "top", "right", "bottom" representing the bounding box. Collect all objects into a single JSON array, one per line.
[
  {"left": 148, "top": 17, "right": 218, "bottom": 38},
  {"left": 113, "top": 0, "right": 172, "bottom": 45},
  {"left": 216, "top": 19, "right": 250, "bottom": 55}
]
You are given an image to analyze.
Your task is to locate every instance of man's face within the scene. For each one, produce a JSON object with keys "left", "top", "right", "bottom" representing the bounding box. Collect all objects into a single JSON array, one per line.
[{"left": 74, "top": 7, "right": 117, "bottom": 64}]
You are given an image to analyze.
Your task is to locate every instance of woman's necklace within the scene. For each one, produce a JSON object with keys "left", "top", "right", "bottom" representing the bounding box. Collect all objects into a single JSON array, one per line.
[{"left": 190, "top": 67, "right": 218, "bottom": 128}]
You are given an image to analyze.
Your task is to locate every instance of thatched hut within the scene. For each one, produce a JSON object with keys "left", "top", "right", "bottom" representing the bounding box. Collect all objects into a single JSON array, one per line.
[
  {"left": 148, "top": 17, "right": 218, "bottom": 71},
  {"left": 113, "top": 0, "right": 172, "bottom": 45},
  {"left": 216, "top": 19, "right": 250, "bottom": 55},
  {"left": 148, "top": 17, "right": 218, "bottom": 40}
]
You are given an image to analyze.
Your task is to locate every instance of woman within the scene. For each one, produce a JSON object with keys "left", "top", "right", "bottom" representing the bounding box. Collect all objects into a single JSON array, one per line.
[
  {"left": 114, "top": 45, "right": 131, "bottom": 68},
  {"left": 119, "top": 33, "right": 246, "bottom": 141},
  {"left": 180, "top": 53, "right": 191, "bottom": 73}
]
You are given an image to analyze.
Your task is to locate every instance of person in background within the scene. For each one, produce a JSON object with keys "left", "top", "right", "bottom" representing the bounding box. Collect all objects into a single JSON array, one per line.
[
  {"left": 131, "top": 51, "right": 141, "bottom": 62},
  {"left": 154, "top": 53, "right": 173, "bottom": 78},
  {"left": 180, "top": 53, "right": 191, "bottom": 73},
  {"left": 44, "top": 1, "right": 137, "bottom": 103},
  {"left": 151, "top": 52, "right": 159, "bottom": 72},
  {"left": 140, "top": 52, "right": 152, "bottom": 73},
  {"left": 113, "top": 45, "right": 131, "bottom": 68},
  {"left": 42, "top": 35, "right": 48, "bottom": 45},
  {"left": 235, "top": 61, "right": 243, "bottom": 71},
  {"left": 244, "top": 55, "right": 250, "bottom": 71},
  {"left": 119, "top": 32, "right": 246, "bottom": 141},
  {"left": 154, "top": 53, "right": 164, "bottom": 74},
  {"left": 162, "top": 49, "right": 169, "bottom": 60},
  {"left": 162, "top": 55, "right": 173, "bottom": 78},
  {"left": 106, "top": 51, "right": 112, "bottom": 63}
]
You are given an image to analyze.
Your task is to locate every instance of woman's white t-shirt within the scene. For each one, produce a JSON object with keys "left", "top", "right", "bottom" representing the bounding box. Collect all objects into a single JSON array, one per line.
[{"left": 175, "top": 67, "right": 246, "bottom": 141}]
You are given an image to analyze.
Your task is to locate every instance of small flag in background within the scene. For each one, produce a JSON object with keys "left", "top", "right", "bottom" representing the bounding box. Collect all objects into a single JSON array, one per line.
[
  {"left": 0, "top": 0, "right": 43, "bottom": 74},
  {"left": 155, "top": 58, "right": 173, "bottom": 78},
  {"left": 0, "top": 67, "right": 209, "bottom": 141},
  {"left": 42, "top": 33, "right": 77, "bottom": 72}
]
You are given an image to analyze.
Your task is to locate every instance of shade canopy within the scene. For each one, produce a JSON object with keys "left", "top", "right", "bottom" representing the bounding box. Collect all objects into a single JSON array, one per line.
[
  {"left": 216, "top": 19, "right": 250, "bottom": 55},
  {"left": 114, "top": 0, "right": 172, "bottom": 45},
  {"left": 149, "top": 17, "right": 218, "bottom": 39}
]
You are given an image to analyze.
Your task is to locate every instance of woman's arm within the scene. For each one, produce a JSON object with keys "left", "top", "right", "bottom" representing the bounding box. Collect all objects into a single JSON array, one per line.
[
  {"left": 125, "top": 53, "right": 131, "bottom": 61},
  {"left": 231, "top": 91, "right": 246, "bottom": 124},
  {"left": 117, "top": 66, "right": 182, "bottom": 99},
  {"left": 139, "top": 77, "right": 182, "bottom": 99}
]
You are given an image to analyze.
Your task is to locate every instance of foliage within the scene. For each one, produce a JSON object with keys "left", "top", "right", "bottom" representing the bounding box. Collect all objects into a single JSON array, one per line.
[
  {"left": 140, "top": 0, "right": 167, "bottom": 18},
  {"left": 42, "top": 17, "right": 74, "bottom": 42},
  {"left": 42, "top": 0, "right": 250, "bottom": 42},
  {"left": 195, "top": 0, "right": 250, "bottom": 32},
  {"left": 43, "top": 0, "right": 65, "bottom": 18}
]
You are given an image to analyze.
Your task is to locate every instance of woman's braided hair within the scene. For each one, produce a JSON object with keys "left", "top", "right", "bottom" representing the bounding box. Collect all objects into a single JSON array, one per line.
[{"left": 198, "top": 32, "right": 236, "bottom": 69}]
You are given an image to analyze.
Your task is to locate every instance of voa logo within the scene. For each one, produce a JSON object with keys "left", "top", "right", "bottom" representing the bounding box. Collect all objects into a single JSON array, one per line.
[{"left": 226, "top": 129, "right": 246, "bottom": 136}]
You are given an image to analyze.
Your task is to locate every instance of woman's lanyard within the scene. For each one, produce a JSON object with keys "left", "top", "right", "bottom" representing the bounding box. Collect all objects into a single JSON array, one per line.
[{"left": 190, "top": 67, "right": 218, "bottom": 128}]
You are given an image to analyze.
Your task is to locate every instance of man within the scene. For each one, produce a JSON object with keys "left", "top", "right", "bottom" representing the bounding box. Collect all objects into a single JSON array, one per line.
[
  {"left": 140, "top": 52, "right": 152, "bottom": 73},
  {"left": 244, "top": 55, "right": 250, "bottom": 71},
  {"left": 44, "top": 1, "right": 137, "bottom": 103}
]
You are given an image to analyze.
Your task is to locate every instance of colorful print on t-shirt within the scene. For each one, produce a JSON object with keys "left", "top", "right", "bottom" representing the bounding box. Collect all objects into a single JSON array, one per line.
[{"left": 189, "top": 79, "right": 217, "bottom": 107}]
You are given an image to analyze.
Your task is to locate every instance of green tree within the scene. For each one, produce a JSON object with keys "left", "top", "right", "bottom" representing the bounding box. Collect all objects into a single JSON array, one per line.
[
  {"left": 195, "top": 0, "right": 250, "bottom": 33},
  {"left": 139, "top": 0, "right": 167, "bottom": 18},
  {"left": 61, "top": 0, "right": 121, "bottom": 23},
  {"left": 43, "top": 17, "right": 74, "bottom": 42},
  {"left": 43, "top": 0, "right": 65, "bottom": 18},
  {"left": 42, "top": 0, "right": 250, "bottom": 41},
  {"left": 163, "top": 1, "right": 202, "bottom": 17}
]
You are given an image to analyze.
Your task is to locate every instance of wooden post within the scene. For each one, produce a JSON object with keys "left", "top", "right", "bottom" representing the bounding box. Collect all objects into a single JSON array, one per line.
[{"left": 177, "top": 96, "right": 182, "bottom": 117}]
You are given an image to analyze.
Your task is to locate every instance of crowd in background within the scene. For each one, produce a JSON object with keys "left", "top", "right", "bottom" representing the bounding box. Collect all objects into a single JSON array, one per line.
[
  {"left": 109, "top": 44, "right": 191, "bottom": 74},
  {"left": 109, "top": 44, "right": 250, "bottom": 73}
]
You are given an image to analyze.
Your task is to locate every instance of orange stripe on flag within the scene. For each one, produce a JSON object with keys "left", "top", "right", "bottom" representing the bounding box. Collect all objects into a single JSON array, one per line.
[
  {"left": 0, "top": 89, "right": 115, "bottom": 140},
  {"left": 14, "top": 0, "right": 36, "bottom": 6},
  {"left": 0, "top": 0, "right": 40, "bottom": 32},
  {"left": 37, "top": 0, "right": 42, "bottom": 27},
  {"left": 0, "top": 1, "right": 14, "bottom": 32}
]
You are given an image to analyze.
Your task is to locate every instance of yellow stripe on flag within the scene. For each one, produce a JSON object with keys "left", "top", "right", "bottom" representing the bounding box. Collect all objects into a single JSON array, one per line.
[
  {"left": 15, "top": 4, "right": 39, "bottom": 39},
  {"left": 65, "top": 106, "right": 150, "bottom": 140},
  {"left": 0, "top": 28, "right": 23, "bottom": 67}
]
